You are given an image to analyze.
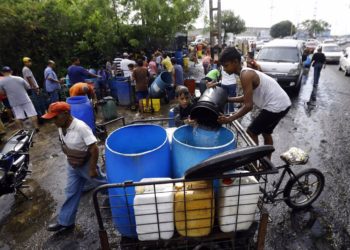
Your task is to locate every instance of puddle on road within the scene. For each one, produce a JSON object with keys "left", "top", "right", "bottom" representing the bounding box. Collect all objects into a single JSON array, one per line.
[
  {"left": 290, "top": 207, "right": 335, "bottom": 249},
  {"left": 0, "top": 179, "right": 55, "bottom": 246}
]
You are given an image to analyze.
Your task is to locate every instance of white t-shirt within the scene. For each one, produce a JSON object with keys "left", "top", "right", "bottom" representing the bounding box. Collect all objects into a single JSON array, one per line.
[
  {"left": 241, "top": 68, "right": 291, "bottom": 113},
  {"left": 120, "top": 59, "right": 136, "bottom": 78},
  {"left": 59, "top": 118, "right": 97, "bottom": 151},
  {"left": 22, "top": 66, "right": 39, "bottom": 89},
  {"left": 221, "top": 70, "right": 237, "bottom": 86}
]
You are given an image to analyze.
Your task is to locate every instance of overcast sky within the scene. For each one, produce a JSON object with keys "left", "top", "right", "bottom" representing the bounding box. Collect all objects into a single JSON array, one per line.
[{"left": 195, "top": 0, "right": 350, "bottom": 35}]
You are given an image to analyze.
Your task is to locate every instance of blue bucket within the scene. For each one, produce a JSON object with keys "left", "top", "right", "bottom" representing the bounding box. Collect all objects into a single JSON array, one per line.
[
  {"left": 172, "top": 125, "right": 236, "bottom": 178},
  {"left": 66, "top": 96, "right": 95, "bottom": 132},
  {"left": 149, "top": 72, "right": 172, "bottom": 98},
  {"left": 105, "top": 124, "right": 171, "bottom": 237}
]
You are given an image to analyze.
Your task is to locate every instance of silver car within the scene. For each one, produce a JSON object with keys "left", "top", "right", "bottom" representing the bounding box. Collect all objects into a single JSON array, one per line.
[
  {"left": 339, "top": 47, "right": 350, "bottom": 76},
  {"left": 318, "top": 43, "right": 342, "bottom": 63},
  {"left": 256, "top": 39, "right": 304, "bottom": 92}
]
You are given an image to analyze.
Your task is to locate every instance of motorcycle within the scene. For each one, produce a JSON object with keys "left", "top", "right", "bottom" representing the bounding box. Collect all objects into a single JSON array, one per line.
[{"left": 0, "top": 129, "right": 34, "bottom": 199}]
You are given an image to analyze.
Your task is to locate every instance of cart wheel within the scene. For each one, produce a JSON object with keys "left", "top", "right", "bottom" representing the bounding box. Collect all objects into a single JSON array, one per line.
[{"left": 283, "top": 168, "right": 325, "bottom": 209}]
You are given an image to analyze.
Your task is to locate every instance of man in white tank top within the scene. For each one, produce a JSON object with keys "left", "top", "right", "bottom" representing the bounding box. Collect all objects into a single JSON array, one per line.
[{"left": 218, "top": 47, "right": 291, "bottom": 155}]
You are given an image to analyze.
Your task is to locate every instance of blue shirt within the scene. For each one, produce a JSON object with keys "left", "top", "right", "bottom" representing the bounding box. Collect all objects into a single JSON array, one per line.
[
  {"left": 44, "top": 66, "right": 60, "bottom": 92},
  {"left": 174, "top": 64, "right": 184, "bottom": 85},
  {"left": 67, "top": 65, "right": 90, "bottom": 85}
]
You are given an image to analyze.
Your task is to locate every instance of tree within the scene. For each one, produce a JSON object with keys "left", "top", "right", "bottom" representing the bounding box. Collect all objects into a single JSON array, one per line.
[
  {"left": 270, "top": 20, "right": 296, "bottom": 38},
  {"left": 0, "top": 0, "right": 203, "bottom": 81},
  {"left": 114, "top": 0, "right": 203, "bottom": 49},
  {"left": 216, "top": 10, "right": 246, "bottom": 42},
  {"left": 300, "top": 19, "right": 331, "bottom": 38}
]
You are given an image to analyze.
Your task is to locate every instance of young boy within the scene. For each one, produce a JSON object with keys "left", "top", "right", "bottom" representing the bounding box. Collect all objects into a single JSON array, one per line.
[
  {"left": 199, "top": 65, "right": 222, "bottom": 94},
  {"left": 173, "top": 86, "right": 196, "bottom": 127}
]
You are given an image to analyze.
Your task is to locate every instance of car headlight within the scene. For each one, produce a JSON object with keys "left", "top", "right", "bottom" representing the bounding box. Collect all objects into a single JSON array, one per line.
[
  {"left": 0, "top": 169, "right": 5, "bottom": 181},
  {"left": 288, "top": 68, "right": 300, "bottom": 76}
]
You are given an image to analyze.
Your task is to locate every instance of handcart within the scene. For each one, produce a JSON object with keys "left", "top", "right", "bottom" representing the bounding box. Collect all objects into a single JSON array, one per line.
[{"left": 93, "top": 120, "right": 278, "bottom": 250}]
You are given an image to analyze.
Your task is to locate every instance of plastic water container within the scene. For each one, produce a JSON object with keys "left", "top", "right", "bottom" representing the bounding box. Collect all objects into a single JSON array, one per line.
[
  {"left": 175, "top": 180, "right": 214, "bottom": 237},
  {"left": 105, "top": 124, "right": 171, "bottom": 237},
  {"left": 190, "top": 87, "right": 228, "bottom": 129},
  {"left": 134, "top": 178, "right": 174, "bottom": 241},
  {"left": 149, "top": 72, "right": 172, "bottom": 98},
  {"left": 108, "top": 78, "right": 131, "bottom": 105},
  {"left": 66, "top": 96, "right": 95, "bottom": 132},
  {"left": 218, "top": 170, "right": 260, "bottom": 232},
  {"left": 116, "top": 81, "right": 131, "bottom": 106},
  {"left": 168, "top": 107, "right": 175, "bottom": 127},
  {"left": 101, "top": 96, "right": 117, "bottom": 121},
  {"left": 175, "top": 50, "right": 183, "bottom": 66},
  {"left": 172, "top": 125, "right": 235, "bottom": 178}
]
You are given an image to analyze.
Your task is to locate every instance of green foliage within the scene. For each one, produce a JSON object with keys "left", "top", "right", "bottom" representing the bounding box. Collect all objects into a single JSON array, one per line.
[
  {"left": 0, "top": 0, "right": 202, "bottom": 83},
  {"left": 270, "top": 20, "right": 296, "bottom": 38},
  {"left": 116, "top": 0, "right": 202, "bottom": 48},
  {"left": 219, "top": 10, "right": 246, "bottom": 41},
  {"left": 300, "top": 19, "right": 331, "bottom": 38}
]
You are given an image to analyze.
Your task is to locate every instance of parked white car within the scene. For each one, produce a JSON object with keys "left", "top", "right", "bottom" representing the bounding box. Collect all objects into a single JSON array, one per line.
[
  {"left": 318, "top": 43, "right": 342, "bottom": 63},
  {"left": 256, "top": 39, "right": 304, "bottom": 92},
  {"left": 339, "top": 47, "right": 350, "bottom": 76}
]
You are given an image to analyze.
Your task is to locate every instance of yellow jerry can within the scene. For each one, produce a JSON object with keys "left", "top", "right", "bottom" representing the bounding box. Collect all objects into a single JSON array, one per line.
[{"left": 174, "top": 180, "right": 215, "bottom": 237}]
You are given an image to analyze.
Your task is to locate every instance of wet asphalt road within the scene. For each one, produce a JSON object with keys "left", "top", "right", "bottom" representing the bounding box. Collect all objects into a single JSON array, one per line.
[{"left": 1, "top": 61, "right": 350, "bottom": 249}]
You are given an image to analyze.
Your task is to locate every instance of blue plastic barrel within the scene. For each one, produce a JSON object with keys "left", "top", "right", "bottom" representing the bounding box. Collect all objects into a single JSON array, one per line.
[
  {"left": 105, "top": 124, "right": 171, "bottom": 237},
  {"left": 66, "top": 96, "right": 95, "bottom": 132},
  {"left": 172, "top": 125, "right": 236, "bottom": 178},
  {"left": 175, "top": 50, "right": 183, "bottom": 65},
  {"left": 149, "top": 72, "right": 172, "bottom": 98},
  {"left": 168, "top": 107, "right": 175, "bottom": 127}
]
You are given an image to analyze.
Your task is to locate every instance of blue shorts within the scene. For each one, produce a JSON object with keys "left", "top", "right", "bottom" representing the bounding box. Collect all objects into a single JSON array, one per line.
[{"left": 135, "top": 91, "right": 149, "bottom": 102}]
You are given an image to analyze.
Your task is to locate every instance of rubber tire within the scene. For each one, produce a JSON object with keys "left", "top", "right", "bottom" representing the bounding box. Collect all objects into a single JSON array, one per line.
[
  {"left": 283, "top": 168, "right": 325, "bottom": 209},
  {"left": 345, "top": 70, "right": 350, "bottom": 77},
  {"left": 339, "top": 64, "right": 342, "bottom": 71}
]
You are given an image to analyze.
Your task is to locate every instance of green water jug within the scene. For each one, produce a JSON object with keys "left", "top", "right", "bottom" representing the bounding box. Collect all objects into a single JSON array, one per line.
[{"left": 101, "top": 96, "right": 118, "bottom": 121}]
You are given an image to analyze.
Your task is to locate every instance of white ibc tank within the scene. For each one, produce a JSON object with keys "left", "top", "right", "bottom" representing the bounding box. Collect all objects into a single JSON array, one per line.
[
  {"left": 218, "top": 170, "right": 260, "bottom": 232},
  {"left": 134, "top": 178, "right": 174, "bottom": 241}
]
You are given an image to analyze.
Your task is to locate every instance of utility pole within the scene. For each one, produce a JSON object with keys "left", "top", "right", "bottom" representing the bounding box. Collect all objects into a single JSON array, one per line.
[
  {"left": 217, "top": 0, "right": 222, "bottom": 47},
  {"left": 209, "top": 0, "right": 222, "bottom": 47},
  {"left": 209, "top": 0, "right": 214, "bottom": 47}
]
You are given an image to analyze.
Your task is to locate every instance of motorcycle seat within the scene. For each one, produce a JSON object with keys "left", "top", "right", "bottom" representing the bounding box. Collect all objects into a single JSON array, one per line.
[{"left": 1, "top": 134, "right": 30, "bottom": 155}]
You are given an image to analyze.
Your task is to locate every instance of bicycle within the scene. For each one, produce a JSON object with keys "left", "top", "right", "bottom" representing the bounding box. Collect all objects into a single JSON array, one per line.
[{"left": 260, "top": 147, "right": 325, "bottom": 209}]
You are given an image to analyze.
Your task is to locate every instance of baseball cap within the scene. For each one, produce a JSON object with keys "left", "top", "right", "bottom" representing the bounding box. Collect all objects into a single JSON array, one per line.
[
  {"left": 23, "top": 57, "right": 32, "bottom": 63},
  {"left": 123, "top": 52, "right": 129, "bottom": 57},
  {"left": 1, "top": 66, "right": 12, "bottom": 72},
  {"left": 42, "top": 102, "right": 71, "bottom": 119}
]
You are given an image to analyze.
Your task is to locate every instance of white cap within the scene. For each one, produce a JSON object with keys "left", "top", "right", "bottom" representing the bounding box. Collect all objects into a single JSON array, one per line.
[{"left": 123, "top": 52, "right": 129, "bottom": 57}]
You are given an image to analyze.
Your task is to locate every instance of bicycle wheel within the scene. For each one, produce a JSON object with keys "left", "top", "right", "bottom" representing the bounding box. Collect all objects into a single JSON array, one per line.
[{"left": 283, "top": 168, "right": 325, "bottom": 209}]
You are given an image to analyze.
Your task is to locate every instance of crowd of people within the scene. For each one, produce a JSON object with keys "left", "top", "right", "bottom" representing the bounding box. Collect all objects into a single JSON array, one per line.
[{"left": 0, "top": 44, "right": 293, "bottom": 233}]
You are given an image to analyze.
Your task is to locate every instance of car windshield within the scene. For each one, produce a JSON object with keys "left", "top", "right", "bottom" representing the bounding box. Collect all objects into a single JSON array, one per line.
[
  {"left": 257, "top": 47, "right": 299, "bottom": 63},
  {"left": 323, "top": 46, "right": 341, "bottom": 52}
]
